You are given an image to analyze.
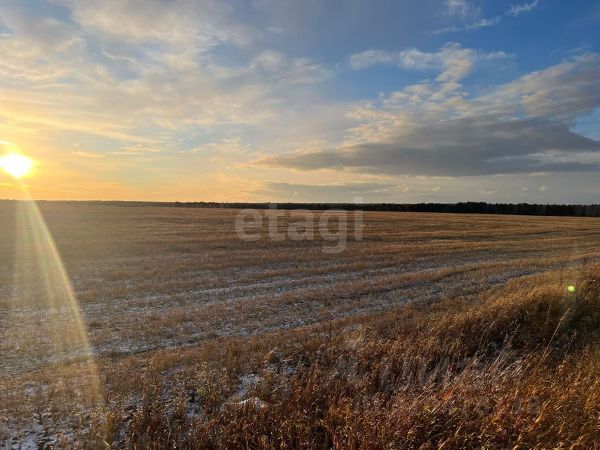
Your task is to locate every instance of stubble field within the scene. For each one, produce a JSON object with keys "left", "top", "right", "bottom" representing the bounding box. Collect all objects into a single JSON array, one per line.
[{"left": 1, "top": 202, "right": 600, "bottom": 448}]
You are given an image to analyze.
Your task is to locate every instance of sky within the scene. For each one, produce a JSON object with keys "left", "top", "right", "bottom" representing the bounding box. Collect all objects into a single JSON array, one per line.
[{"left": 0, "top": 0, "right": 599, "bottom": 203}]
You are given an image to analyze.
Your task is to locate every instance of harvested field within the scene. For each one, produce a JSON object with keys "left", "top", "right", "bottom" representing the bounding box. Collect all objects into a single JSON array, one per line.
[{"left": 1, "top": 203, "right": 600, "bottom": 448}]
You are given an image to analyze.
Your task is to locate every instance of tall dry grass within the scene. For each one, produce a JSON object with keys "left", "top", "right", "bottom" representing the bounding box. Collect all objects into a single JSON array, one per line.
[{"left": 87, "top": 266, "right": 600, "bottom": 449}]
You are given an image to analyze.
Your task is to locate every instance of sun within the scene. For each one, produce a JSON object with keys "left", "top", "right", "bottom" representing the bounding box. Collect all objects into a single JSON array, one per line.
[{"left": 0, "top": 153, "right": 34, "bottom": 179}]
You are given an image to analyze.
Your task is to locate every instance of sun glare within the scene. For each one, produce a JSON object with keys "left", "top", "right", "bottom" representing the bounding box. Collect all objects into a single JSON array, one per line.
[{"left": 0, "top": 153, "right": 33, "bottom": 179}]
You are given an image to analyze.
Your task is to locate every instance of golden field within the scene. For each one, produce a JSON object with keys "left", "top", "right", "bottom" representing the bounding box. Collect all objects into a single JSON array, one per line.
[{"left": 1, "top": 202, "right": 600, "bottom": 448}]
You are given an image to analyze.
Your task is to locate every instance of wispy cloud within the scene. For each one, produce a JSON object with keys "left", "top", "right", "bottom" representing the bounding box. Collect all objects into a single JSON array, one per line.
[
  {"left": 508, "top": 0, "right": 540, "bottom": 17},
  {"left": 442, "top": 0, "right": 479, "bottom": 20},
  {"left": 434, "top": 16, "right": 502, "bottom": 33},
  {"left": 0, "top": 0, "right": 333, "bottom": 148},
  {"left": 350, "top": 43, "right": 510, "bottom": 82},
  {"left": 436, "top": 0, "right": 540, "bottom": 33}
]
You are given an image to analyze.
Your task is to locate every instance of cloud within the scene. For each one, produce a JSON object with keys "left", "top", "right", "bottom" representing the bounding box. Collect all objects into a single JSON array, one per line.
[
  {"left": 350, "top": 43, "right": 510, "bottom": 82},
  {"left": 436, "top": 0, "right": 539, "bottom": 33},
  {"left": 258, "top": 118, "right": 600, "bottom": 176},
  {"left": 250, "top": 51, "right": 333, "bottom": 84},
  {"left": 258, "top": 54, "right": 600, "bottom": 177},
  {"left": 478, "top": 54, "right": 600, "bottom": 121},
  {"left": 435, "top": 16, "right": 502, "bottom": 33},
  {"left": 508, "top": 1, "right": 539, "bottom": 17},
  {"left": 442, "top": 0, "right": 479, "bottom": 19},
  {"left": 0, "top": 0, "right": 333, "bottom": 149},
  {"left": 72, "top": 150, "right": 105, "bottom": 159},
  {"left": 53, "top": 0, "right": 256, "bottom": 49}
]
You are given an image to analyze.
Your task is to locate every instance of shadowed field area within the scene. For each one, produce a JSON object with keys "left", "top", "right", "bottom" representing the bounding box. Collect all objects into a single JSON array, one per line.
[{"left": 1, "top": 203, "right": 600, "bottom": 447}]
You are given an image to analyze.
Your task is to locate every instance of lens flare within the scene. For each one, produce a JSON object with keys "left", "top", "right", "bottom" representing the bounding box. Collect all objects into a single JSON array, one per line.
[
  {"left": 2, "top": 185, "right": 102, "bottom": 418},
  {"left": 0, "top": 153, "right": 33, "bottom": 179}
]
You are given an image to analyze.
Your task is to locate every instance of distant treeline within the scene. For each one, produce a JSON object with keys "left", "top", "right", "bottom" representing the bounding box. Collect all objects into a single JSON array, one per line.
[{"left": 9, "top": 200, "right": 598, "bottom": 217}]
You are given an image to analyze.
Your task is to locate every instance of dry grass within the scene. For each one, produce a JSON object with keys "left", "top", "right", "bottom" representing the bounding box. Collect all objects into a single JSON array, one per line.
[
  {"left": 90, "top": 267, "right": 600, "bottom": 449},
  {"left": 1, "top": 203, "right": 600, "bottom": 447}
]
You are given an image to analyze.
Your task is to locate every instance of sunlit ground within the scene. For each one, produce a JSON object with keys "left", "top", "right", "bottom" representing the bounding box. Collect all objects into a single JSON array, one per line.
[{"left": 0, "top": 194, "right": 598, "bottom": 445}]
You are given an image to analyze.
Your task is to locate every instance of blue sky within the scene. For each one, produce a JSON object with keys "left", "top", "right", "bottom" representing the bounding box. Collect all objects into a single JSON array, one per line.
[{"left": 0, "top": 0, "right": 599, "bottom": 202}]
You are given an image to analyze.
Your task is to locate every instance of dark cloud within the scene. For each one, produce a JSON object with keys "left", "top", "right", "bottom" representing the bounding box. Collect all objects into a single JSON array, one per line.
[{"left": 260, "top": 117, "right": 600, "bottom": 176}]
